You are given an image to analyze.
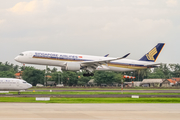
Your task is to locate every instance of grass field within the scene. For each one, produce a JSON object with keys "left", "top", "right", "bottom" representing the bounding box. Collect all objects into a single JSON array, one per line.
[
  {"left": 1, "top": 89, "right": 180, "bottom": 103},
  {"left": 1, "top": 91, "right": 180, "bottom": 95},
  {"left": 0, "top": 97, "right": 180, "bottom": 103}
]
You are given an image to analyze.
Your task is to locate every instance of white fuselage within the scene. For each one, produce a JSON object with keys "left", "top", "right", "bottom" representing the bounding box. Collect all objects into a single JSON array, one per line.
[
  {"left": 15, "top": 51, "right": 157, "bottom": 72},
  {"left": 0, "top": 78, "right": 32, "bottom": 91}
]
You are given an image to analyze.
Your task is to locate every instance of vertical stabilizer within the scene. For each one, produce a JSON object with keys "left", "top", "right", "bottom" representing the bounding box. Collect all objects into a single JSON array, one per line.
[{"left": 139, "top": 43, "right": 165, "bottom": 62}]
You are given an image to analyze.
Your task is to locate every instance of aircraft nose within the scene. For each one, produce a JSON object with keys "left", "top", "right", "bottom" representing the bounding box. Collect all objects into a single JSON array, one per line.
[
  {"left": 14, "top": 56, "right": 19, "bottom": 61},
  {"left": 27, "top": 83, "right": 32, "bottom": 89}
]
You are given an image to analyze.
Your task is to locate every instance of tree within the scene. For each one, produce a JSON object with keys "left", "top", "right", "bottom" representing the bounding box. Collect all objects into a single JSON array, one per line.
[
  {"left": 146, "top": 64, "right": 170, "bottom": 79},
  {"left": 94, "top": 71, "right": 122, "bottom": 85},
  {"left": 0, "top": 71, "right": 15, "bottom": 78},
  {"left": 62, "top": 71, "right": 79, "bottom": 86},
  {"left": 77, "top": 75, "right": 90, "bottom": 86},
  {"left": 147, "top": 68, "right": 165, "bottom": 79},
  {"left": 0, "top": 61, "right": 19, "bottom": 78},
  {"left": 13, "top": 65, "right": 19, "bottom": 73},
  {"left": 169, "top": 64, "right": 180, "bottom": 77},
  {"left": 114, "top": 73, "right": 123, "bottom": 83},
  {"left": 51, "top": 71, "right": 62, "bottom": 84},
  {"left": 51, "top": 67, "right": 58, "bottom": 73},
  {"left": 22, "top": 67, "right": 44, "bottom": 86}
]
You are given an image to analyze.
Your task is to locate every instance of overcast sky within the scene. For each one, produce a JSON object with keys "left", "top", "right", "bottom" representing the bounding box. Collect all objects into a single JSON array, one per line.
[{"left": 0, "top": 0, "right": 180, "bottom": 69}]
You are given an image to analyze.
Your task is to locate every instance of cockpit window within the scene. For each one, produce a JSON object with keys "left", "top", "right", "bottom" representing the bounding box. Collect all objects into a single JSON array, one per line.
[
  {"left": 23, "top": 82, "right": 27, "bottom": 83},
  {"left": 19, "top": 53, "right": 24, "bottom": 56}
]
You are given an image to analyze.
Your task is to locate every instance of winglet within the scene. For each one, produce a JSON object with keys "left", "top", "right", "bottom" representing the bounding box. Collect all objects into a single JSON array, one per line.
[
  {"left": 122, "top": 53, "right": 130, "bottom": 58},
  {"left": 104, "top": 54, "right": 109, "bottom": 57}
]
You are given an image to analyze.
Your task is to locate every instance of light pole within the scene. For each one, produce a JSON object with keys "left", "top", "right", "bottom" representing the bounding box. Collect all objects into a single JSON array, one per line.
[
  {"left": 44, "top": 65, "right": 48, "bottom": 86},
  {"left": 121, "top": 79, "right": 123, "bottom": 94},
  {"left": 60, "top": 71, "right": 63, "bottom": 84},
  {"left": 131, "top": 72, "right": 133, "bottom": 82},
  {"left": 131, "top": 72, "right": 133, "bottom": 87},
  {"left": 58, "top": 73, "right": 60, "bottom": 84}
]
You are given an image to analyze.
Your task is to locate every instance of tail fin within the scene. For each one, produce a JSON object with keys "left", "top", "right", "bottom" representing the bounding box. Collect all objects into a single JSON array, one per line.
[{"left": 139, "top": 43, "right": 165, "bottom": 62}]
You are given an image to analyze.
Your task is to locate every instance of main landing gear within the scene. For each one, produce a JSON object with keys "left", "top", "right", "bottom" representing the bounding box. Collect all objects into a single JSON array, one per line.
[{"left": 83, "top": 73, "right": 94, "bottom": 77}]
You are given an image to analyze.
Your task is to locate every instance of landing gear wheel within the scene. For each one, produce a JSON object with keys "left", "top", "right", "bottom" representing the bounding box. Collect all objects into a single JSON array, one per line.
[
  {"left": 90, "top": 73, "right": 94, "bottom": 76},
  {"left": 83, "top": 73, "right": 88, "bottom": 77},
  {"left": 83, "top": 73, "right": 94, "bottom": 77},
  {"left": 18, "top": 92, "right": 21, "bottom": 95}
]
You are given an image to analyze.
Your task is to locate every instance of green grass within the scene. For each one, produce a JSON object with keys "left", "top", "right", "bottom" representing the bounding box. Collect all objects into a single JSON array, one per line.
[
  {"left": 0, "top": 97, "right": 180, "bottom": 103},
  {"left": 2, "top": 91, "right": 180, "bottom": 95}
]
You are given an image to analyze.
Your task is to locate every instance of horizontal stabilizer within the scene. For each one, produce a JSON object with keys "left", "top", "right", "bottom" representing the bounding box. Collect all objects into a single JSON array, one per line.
[{"left": 145, "top": 63, "right": 162, "bottom": 67}]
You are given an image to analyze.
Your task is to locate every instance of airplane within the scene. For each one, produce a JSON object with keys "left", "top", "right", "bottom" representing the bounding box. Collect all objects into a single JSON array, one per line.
[
  {"left": 14, "top": 43, "right": 165, "bottom": 76},
  {"left": 0, "top": 78, "right": 32, "bottom": 94}
]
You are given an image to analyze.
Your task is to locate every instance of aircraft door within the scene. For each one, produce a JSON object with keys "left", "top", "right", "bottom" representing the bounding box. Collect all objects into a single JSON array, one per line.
[
  {"left": 29, "top": 53, "right": 33, "bottom": 58},
  {"left": 17, "top": 81, "right": 23, "bottom": 89},
  {"left": 17, "top": 81, "right": 19, "bottom": 87}
]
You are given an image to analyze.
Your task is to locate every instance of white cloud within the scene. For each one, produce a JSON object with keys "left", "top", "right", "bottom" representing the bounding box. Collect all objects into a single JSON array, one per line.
[
  {"left": 8, "top": 0, "right": 52, "bottom": 14},
  {"left": 0, "top": 19, "right": 5, "bottom": 27},
  {"left": 0, "top": 19, "right": 5, "bottom": 24},
  {"left": 100, "top": 18, "right": 173, "bottom": 41},
  {"left": 8, "top": 1, "right": 37, "bottom": 14},
  {"left": 131, "top": 0, "right": 150, "bottom": 6},
  {"left": 0, "top": 0, "right": 179, "bottom": 64},
  {"left": 166, "top": 0, "right": 178, "bottom": 7}
]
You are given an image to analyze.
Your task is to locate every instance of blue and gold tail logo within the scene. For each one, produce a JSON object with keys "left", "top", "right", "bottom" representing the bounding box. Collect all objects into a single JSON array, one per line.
[
  {"left": 146, "top": 47, "right": 157, "bottom": 61},
  {"left": 139, "top": 43, "right": 165, "bottom": 62}
]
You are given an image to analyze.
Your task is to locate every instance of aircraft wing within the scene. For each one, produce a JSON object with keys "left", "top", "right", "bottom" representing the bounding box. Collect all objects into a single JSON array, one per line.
[{"left": 81, "top": 53, "right": 130, "bottom": 67}]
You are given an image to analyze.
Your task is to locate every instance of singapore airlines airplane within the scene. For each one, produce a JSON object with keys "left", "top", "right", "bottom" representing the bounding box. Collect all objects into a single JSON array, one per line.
[
  {"left": 0, "top": 78, "right": 32, "bottom": 94},
  {"left": 15, "top": 43, "right": 165, "bottom": 76}
]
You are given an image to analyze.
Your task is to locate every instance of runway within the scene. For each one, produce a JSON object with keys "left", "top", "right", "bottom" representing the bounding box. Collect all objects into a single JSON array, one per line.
[
  {"left": 0, "top": 103, "right": 180, "bottom": 120},
  {"left": 27, "top": 89, "right": 180, "bottom": 93},
  {"left": 1, "top": 94, "right": 180, "bottom": 98}
]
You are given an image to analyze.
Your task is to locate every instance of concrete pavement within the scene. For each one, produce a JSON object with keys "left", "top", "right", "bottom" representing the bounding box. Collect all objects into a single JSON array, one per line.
[
  {"left": 0, "top": 103, "right": 180, "bottom": 120},
  {"left": 27, "top": 89, "right": 180, "bottom": 93}
]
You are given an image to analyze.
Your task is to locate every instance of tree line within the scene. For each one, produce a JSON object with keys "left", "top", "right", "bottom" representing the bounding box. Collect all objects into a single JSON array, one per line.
[{"left": 0, "top": 62, "right": 180, "bottom": 86}]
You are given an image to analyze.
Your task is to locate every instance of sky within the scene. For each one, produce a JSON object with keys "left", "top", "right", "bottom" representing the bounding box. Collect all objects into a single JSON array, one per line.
[{"left": 0, "top": 0, "right": 180, "bottom": 69}]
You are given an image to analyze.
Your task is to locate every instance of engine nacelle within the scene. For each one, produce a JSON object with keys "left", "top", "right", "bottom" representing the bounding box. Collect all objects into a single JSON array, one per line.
[{"left": 62, "top": 62, "right": 81, "bottom": 71}]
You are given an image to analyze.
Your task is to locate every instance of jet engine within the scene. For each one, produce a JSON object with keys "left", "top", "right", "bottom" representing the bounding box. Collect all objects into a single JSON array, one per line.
[{"left": 61, "top": 62, "right": 81, "bottom": 71}]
